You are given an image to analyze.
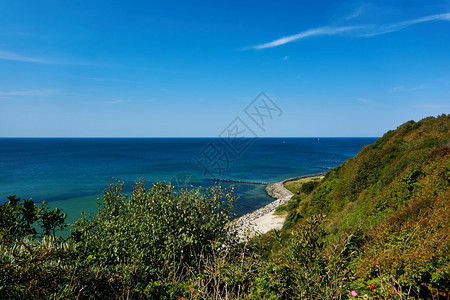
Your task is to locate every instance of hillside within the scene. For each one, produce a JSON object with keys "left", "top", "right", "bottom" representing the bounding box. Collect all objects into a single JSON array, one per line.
[{"left": 278, "top": 114, "right": 449, "bottom": 298}]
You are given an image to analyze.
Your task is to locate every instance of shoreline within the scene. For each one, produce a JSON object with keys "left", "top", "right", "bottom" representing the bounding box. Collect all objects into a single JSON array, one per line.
[{"left": 231, "top": 172, "right": 327, "bottom": 239}]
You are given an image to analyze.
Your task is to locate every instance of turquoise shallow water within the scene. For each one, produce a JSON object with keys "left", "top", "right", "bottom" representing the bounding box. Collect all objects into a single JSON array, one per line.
[{"left": 0, "top": 138, "right": 376, "bottom": 222}]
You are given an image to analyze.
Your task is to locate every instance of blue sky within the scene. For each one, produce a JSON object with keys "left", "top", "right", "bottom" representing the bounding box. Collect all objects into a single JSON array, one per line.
[{"left": 0, "top": 0, "right": 449, "bottom": 137}]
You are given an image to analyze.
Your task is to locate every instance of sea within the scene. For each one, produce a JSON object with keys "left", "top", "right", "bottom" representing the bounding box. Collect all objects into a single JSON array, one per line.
[{"left": 0, "top": 138, "right": 376, "bottom": 223}]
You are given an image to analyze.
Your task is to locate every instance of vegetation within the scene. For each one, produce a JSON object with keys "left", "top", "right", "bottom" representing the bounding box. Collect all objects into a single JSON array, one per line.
[
  {"left": 275, "top": 176, "right": 323, "bottom": 217},
  {"left": 0, "top": 114, "right": 448, "bottom": 299},
  {"left": 276, "top": 114, "right": 450, "bottom": 299},
  {"left": 284, "top": 176, "right": 323, "bottom": 195}
]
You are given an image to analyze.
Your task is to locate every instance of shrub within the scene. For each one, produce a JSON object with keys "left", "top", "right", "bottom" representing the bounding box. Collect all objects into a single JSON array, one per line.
[
  {"left": 0, "top": 195, "right": 67, "bottom": 242},
  {"left": 299, "top": 180, "right": 320, "bottom": 195},
  {"left": 71, "top": 180, "right": 237, "bottom": 297}
]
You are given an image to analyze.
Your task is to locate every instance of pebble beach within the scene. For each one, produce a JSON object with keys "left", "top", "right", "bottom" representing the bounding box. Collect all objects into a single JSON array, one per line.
[{"left": 230, "top": 173, "right": 326, "bottom": 239}]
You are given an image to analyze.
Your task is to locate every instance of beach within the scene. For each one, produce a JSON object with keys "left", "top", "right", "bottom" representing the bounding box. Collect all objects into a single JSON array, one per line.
[{"left": 231, "top": 173, "right": 326, "bottom": 239}]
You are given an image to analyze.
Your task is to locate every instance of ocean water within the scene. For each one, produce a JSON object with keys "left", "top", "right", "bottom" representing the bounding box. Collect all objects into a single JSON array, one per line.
[{"left": 0, "top": 138, "right": 376, "bottom": 222}]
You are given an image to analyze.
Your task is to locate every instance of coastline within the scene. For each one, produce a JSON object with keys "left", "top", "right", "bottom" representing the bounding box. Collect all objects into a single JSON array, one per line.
[{"left": 231, "top": 172, "right": 327, "bottom": 239}]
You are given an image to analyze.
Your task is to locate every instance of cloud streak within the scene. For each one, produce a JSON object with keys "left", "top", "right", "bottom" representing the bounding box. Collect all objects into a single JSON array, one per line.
[
  {"left": 0, "top": 89, "right": 57, "bottom": 97},
  {"left": 103, "top": 99, "right": 126, "bottom": 104},
  {"left": 0, "top": 49, "right": 100, "bottom": 66},
  {"left": 247, "top": 12, "right": 450, "bottom": 50},
  {"left": 83, "top": 99, "right": 128, "bottom": 105},
  {"left": 344, "top": 5, "right": 366, "bottom": 21},
  {"left": 360, "top": 12, "right": 450, "bottom": 37},
  {"left": 389, "top": 84, "right": 426, "bottom": 92},
  {"left": 0, "top": 50, "right": 47, "bottom": 63},
  {"left": 358, "top": 98, "right": 372, "bottom": 104},
  {"left": 249, "top": 26, "right": 361, "bottom": 50},
  {"left": 0, "top": 89, "right": 58, "bottom": 98}
]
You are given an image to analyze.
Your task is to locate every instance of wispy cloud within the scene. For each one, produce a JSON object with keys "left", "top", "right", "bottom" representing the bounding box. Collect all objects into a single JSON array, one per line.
[
  {"left": 390, "top": 85, "right": 405, "bottom": 92},
  {"left": 86, "top": 77, "right": 139, "bottom": 84},
  {"left": 103, "top": 99, "right": 126, "bottom": 104},
  {"left": 344, "top": 5, "right": 366, "bottom": 20},
  {"left": 390, "top": 84, "right": 426, "bottom": 92},
  {"left": 248, "top": 26, "right": 361, "bottom": 50},
  {"left": 0, "top": 50, "right": 47, "bottom": 63},
  {"left": 0, "top": 89, "right": 58, "bottom": 99},
  {"left": 83, "top": 99, "right": 127, "bottom": 105},
  {"left": 360, "top": 13, "right": 450, "bottom": 37},
  {"left": 414, "top": 102, "right": 450, "bottom": 109},
  {"left": 246, "top": 12, "right": 450, "bottom": 50},
  {"left": 358, "top": 98, "right": 372, "bottom": 104},
  {"left": 0, "top": 49, "right": 99, "bottom": 66},
  {"left": 89, "top": 77, "right": 108, "bottom": 81}
]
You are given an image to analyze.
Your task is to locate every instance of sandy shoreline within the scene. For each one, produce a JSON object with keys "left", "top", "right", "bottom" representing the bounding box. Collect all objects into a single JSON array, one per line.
[{"left": 230, "top": 172, "right": 326, "bottom": 239}]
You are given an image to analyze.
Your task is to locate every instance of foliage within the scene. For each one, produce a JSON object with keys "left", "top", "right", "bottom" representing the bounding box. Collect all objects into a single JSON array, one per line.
[
  {"left": 284, "top": 177, "right": 323, "bottom": 196},
  {"left": 1, "top": 182, "right": 240, "bottom": 299},
  {"left": 0, "top": 236, "right": 77, "bottom": 298},
  {"left": 245, "top": 214, "right": 357, "bottom": 299},
  {"left": 299, "top": 180, "right": 321, "bottom": 195},
  {"left": 281, "top": 114, "right": 450, "bottom": 298},
  {"left": 0, "top": 195, "right": 67, "bottom": 242},
  {"left": 71, "top": 180, "right": 237, "bottom": 298}
]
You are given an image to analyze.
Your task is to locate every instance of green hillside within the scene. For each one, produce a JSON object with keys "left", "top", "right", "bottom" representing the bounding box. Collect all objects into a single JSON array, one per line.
[{"left": 276, "top": 114, "right": 449, "bottom": 298}]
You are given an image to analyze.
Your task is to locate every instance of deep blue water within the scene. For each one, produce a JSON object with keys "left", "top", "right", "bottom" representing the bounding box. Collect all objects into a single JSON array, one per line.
[{"left": 0, "top": 138, "right": 376, "bottom": 222}]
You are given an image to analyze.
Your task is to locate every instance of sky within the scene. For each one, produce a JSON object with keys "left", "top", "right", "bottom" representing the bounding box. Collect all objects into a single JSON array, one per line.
[{"left": 0, "top": 0, "right": 449, "bottom": 137}]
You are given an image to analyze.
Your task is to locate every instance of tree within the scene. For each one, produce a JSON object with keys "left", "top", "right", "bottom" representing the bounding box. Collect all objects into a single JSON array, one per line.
[{"left": 0, "top": 195, "right": 67, "bottom": 243}]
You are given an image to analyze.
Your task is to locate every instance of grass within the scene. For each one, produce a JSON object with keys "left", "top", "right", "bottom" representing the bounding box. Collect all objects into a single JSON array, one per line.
[
  {"left": 284, "top": 176, "right": 324, "bottom": 194},
  {"left": 274, "top": 176, "right": 324, "bottom": 215}
]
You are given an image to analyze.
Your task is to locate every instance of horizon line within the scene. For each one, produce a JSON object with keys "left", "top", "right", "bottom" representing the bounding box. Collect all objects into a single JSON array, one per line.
[{"left": 0, "top": 136, "right": 380, "bottom": 139}]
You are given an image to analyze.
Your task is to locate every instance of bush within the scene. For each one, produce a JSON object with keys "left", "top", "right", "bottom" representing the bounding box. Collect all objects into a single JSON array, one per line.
[
  {"left": 71, "top": 180, "right": 237, "bottom": 297},
  {"left": 0, "top": 236, "right": 76, "bottom": 298},
  {"left": 299, "top": 180, "right": 320, "bottom": 195},
  {"left": 0, "top": 195, "right": 67, "bottom": 242},
  {"left": 248, "top": 215, "right": 353, "bottom": 299}
]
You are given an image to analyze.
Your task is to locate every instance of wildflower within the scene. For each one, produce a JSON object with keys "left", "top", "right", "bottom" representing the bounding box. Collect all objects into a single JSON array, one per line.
[
  {"left": 370, "top": 284, "right": 375, "bottom": 289},
  {"left": 108, "top": 278, "right": 114, "bottom": 283},
  {"left": 350, "top": 290, "right": 358, "bottom": 297},
  {"left": 394, "top": 289, "right": 398, "bottom": 294}
]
